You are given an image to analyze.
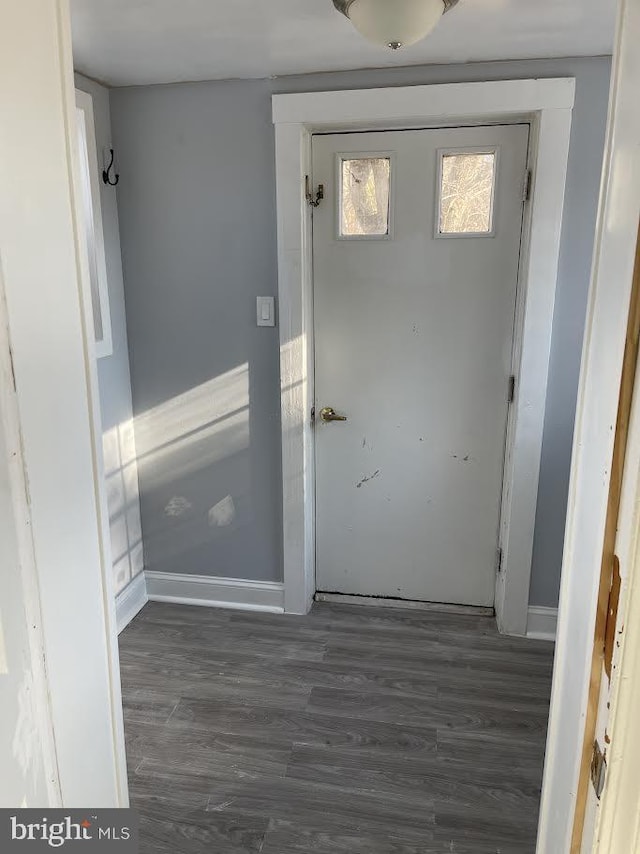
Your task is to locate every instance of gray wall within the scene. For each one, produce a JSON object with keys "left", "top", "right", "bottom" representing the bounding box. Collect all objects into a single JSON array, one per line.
[
  {"left": 111, "top": 56, "right": 611, "bottom": 603},
  {"left": 112, "top": 80, "right": 283, "bottom": 582},
  {"left": 75, "top": 73, "right": 145, "bottom": 595}
]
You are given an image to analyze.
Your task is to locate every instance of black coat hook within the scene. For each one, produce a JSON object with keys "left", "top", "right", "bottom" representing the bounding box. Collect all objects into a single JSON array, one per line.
[{"left": 102, "top": 149, "right": 120, "bottom": 186}]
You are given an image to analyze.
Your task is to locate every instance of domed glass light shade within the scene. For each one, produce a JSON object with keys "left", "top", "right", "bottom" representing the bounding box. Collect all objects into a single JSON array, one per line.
[{"left": 333, "top": 0, "right": 458, "bottom": 50}]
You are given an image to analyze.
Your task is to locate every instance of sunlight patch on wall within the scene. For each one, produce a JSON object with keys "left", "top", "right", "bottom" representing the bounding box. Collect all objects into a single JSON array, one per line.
[
  {"left": 134, "top": 363, "right": 251, "bottom": 489},
  {"left": 280, "top": 334, "right": 305, "bottom": 392},
  {"left": 209, "top": 495, "right": 236, "bottom": 527},
  {"left": 280, "top": 334, "right": 308, "bottom": 445},
  {"left": 103, "top": 418, "right": 137, "bottom": 476},
  {"left": 102, "top": 418, "right": 144, "bottom": 594}
]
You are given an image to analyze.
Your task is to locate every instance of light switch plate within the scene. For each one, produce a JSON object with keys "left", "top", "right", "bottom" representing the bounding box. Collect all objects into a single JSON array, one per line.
[{"left": 257, "top": 296, "right": 275, "bottom": 327}]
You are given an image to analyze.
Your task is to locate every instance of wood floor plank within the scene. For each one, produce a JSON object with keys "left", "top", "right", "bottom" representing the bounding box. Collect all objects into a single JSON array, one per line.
[
  {"left": 306, "top": 685, "right": 548, "bottom": 739},
  {"left": 121, "top": 689, "right": 180, "bottom": 723},
  {"left": 433, "top": 800, "right": 540, "bottom": 851},
  {"left": 285, "top": 743, "right": 542, "bottom": 815},
  {"left": 259, "top": 818, "right": 438, "bottom": 854},
  {"left": 260, "top": 817, "right": 533, "bottom": 854},
  {"left": 129, "top": 721, "right": 291, "bottom": 780},
  {"left": 132, "top": 600, "right": 233, "bottom": 628},
  {"left": 204, "top": 772, "right": 438, "bottom": 836},
  {"left": 168, "top": 696, "right": 437, "bottom": 757},
  {"left": 119, "top": 600, "right": 553, "bottom": 853},
  {"left": 122, "top": 647, "right": 441, "bottom": 700},
  {"left": 120, "top": 662, "right": 313, "bottom": 711},
  {"left": 136, "top": 808, "right": 268, "bottom": 854},
  {"left": 122, "top": 620, "right": 327, "bottom": 661},
  {"left": 305, "top": 686, "right": 447, "bottom": 727},
  {"left": 325, "top": 638, "right": 553, "bottom": 680},
  {"left": 436, "top": 729, "right": 547, "bottom": 774}
]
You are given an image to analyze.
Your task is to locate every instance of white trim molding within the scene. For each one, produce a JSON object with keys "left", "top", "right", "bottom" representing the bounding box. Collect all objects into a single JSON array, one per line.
[
  {"left": 145, "top": 572, "right": 285, "bottom": 613},
  {"left": 538, "top": 0, "right": 640, "bottom": 849},
  {"left": 595, "top": 337, "right": 640, "bottom": 852},
  {"left": 116, "top": 573, "right": 148, "bottom": 634},
  {"left": 75, "top": 89, "right": 113, "bottom": 359},
  {"left": 272, "top": 79, "right": 574, "bottom": 625},
  {"left": 0, "top": 0, "right": 128, "bottom": 806},
  {"left": 527, "top": 606, "right": 558, "bottom": 642},
  {"left": 272, "top": 79, "right": 575, "bottom": 127}
]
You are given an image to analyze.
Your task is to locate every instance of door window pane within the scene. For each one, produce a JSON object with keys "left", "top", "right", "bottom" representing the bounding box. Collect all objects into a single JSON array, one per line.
[
  {"left": 340, "top": 157, "right": 391, "bottom": 237},
  {"left": 439, "top": 152, "right": 496, "bottom": 235}
]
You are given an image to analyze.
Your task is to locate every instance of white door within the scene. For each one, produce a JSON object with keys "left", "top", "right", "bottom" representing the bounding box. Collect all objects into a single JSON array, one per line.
[{"left": 313, "top": 124, "right": 529, "bottom": 606}]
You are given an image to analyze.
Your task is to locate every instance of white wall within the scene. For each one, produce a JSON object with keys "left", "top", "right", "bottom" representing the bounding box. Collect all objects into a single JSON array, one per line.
[
  {"left": 0, "top": 341, "right": 55, "bottom": 807},
  {"left": 75, "top": 73, "right": 145, "bottom": 597},
  {"left": 0, "top": 0, "right": 126, "bottom": 806}
]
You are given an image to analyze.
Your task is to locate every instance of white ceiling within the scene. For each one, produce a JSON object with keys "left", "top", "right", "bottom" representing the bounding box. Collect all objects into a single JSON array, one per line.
[{"left": 71, "top": 0, "right": 616, "bottom": 88}]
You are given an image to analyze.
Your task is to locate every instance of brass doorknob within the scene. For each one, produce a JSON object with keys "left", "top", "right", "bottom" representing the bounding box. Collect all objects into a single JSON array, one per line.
[{"left": 320, "top": 406, "right": 347, "bottom": 423}]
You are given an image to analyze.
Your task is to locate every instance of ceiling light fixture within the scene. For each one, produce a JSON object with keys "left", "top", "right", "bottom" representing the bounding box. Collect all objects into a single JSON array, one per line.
[{"left": 332, "top": 0, "right": 459, "bottom": 50}]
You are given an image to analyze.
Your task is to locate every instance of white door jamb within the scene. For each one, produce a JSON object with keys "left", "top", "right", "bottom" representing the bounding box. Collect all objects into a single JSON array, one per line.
[
  {"left": 537, "top": 0, "right": 640, "bottom": 846},
  {"left": 0, "top": 0, "right": 128, "bottom": 806}
]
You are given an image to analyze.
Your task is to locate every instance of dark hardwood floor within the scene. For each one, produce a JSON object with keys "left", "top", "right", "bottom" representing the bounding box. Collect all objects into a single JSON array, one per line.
[{"left": 119, "top": 601, "right": 554, "bottom": 853}]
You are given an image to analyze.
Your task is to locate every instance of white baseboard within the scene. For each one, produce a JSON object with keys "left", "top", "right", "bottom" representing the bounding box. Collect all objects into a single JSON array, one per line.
[
  {"left": 145, "top": 571, "right": 285, "bottom": 614},
  {"left": 527, "top": 605, "right": 558, "bottom": 641},
  {"left": 116, "top": 572, "right": 148, "bottom": 634}
]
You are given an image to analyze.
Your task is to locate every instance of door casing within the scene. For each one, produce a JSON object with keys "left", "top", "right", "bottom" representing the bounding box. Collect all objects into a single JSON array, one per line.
[
  {"left": 0, "top": 0, "right": 128, "bottom": 806},
  {"left": 272, "top": 79, "right": 575, "bottom": 636}
]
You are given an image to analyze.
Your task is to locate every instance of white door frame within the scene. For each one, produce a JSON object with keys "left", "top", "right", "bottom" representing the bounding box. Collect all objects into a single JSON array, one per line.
[
  {"left": 593, "top": 330, "right": 640, "bottom": 853},
  {"left": 0, "top": 0, "right": 127, "bottom": 806},
  {"left": 589, "top": 244, "right": 640, "bottom": 851},
  {"left": 273, "top": 78, "right": 574, "bottom": 634},
  {"left": 537, "top": 0, "right": 640, "bottom": 847}
]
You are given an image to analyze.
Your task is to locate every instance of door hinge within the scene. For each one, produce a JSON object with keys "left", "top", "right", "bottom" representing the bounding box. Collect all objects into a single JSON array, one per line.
[
  {"left": 523, "top": 169, "right": 533, "bottom": 202},
  {"left": 590, "top": 739, "right": 607, "bottom": 799},
  {"left": 496, "top": 547, "right": 503, "bottom": 574},
  {"left": 508, "top": 375, "right": 516, "bottom": 404},
  {"left": 305, "top": 176, "right": 324, "bottom": 208}
]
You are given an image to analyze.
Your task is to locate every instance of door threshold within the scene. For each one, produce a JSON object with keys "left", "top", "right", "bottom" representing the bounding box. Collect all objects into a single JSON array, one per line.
[{"left": 314, "top": 591, "right": 494, "bottom": 616}]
